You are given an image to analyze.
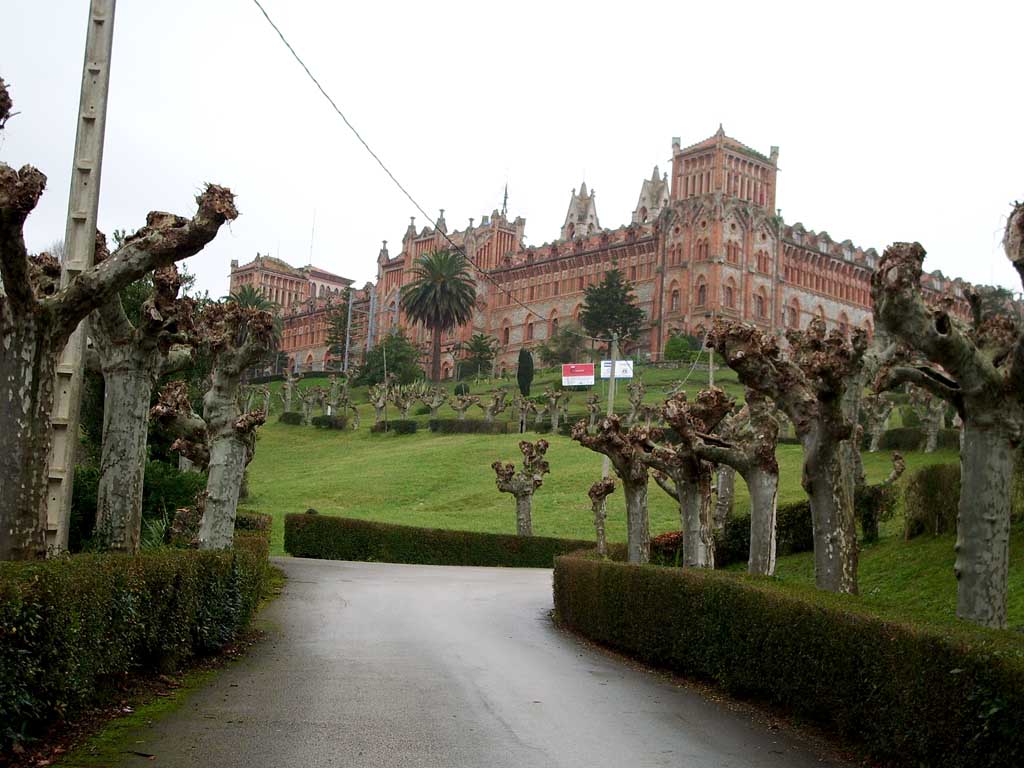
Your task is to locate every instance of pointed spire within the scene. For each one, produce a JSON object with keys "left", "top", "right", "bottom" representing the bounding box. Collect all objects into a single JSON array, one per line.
[
  {"left": 437, "top": 208, "right": 447, "bottom": 234},
  {"left": 716, "top": 123, "right": 725, "bottom": 137},
  {"left": 651, "top": 165, "right": 660, "bottom": 182},
  {"left": 501, "top": 183, "right": 509, "bottom": 217},
  {"left": 378, "top": 240, "right": 389, "bottom": 261},
  {"left": 579, "top": 181, "right": 589, "bottom": 197}
]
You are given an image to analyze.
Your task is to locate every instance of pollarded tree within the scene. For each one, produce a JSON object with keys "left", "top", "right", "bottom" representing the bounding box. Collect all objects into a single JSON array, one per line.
[
  {"left": 0, "top": 123, "right": 237, "bottom": 558},
  {"left": 90, "top": 259, "right": 196, "bottom": 553},
  {"left": 477, "top": 389, "right": 509, "bottom": 423},
  {"left": 281, "top": 368, "right": 300, "bottom": 412},
  {"left": 418, "top": 385, "right": 449, "bottom": 419},
  {"left": 152, "top": 302, "right": 276, "bottom": 549},
  {"left": 711, "top": 318, "right": 867, "bottom": 594},
  {"left": 585, "top": 394, "right": 601, "bottom": 431},
  {"left": 666, "top": 388, "right": 781, "bottom": 575},
  {"left": 863, "top": 392, "right": 895, "bottom": 452},
  {"left": 626, "top": 380, "right": 646, "bottom": 425},
  {"left": 571, "top": 415, "right": 654, "bottom": 564},
  {"left": 451, "top": 393, "right": 479, "bottom": 421},
  {"left": 491, "top": 439, "right": 550, "bottom": 536},
  {"left": 588, "top": 476, "right": 616, "bottom": 556},
  {"left": 871, "top": 222, "right": 1024, "bottom": 628},
  {"left": 641, "top": 389, "right": 734, "bottom": 569},
  {"left": 542, "top": 386, "right": 566, "bottom": 431},
  {"left": 400, "top": 249, "right": 476, "bottom": 382},
  {"left": 368, "top": 381, "right": 390, "bottom": 426},
  {"left": 908, "top": 384, "right": 948, "bottom": 453}
]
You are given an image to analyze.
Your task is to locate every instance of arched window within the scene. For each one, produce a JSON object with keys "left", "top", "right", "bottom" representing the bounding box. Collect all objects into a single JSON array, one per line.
[
  {"left": 502, "top": 324, "right": 510, "bottom": 346},
  {"left": 754, "top": 293, "right": 765, "bottom": 319},
  {"left": 526, "top": 322, "right": 534, "bottom": 341},
  {"left": 549, "top": 312, "right": 559, "bottom": 337},
  {"left": 838, "top": 312, "right": 850, "bottom": 338},
  {"left": 567, "top": 223, "right": 575, "bottom": 240},
  {"left": 788, "top": 298, "right": 800, "bottom": 329},
  {"left": 696, "top": 280, "right": 707, "bottom": 307},
  {"left": 639, "top": 206, "right": 648, "bottom": 223},
  {"left": 723, "top": 281, "right": 735, "bottom": 308},
  {"left": 670, "top": 289, "right": 680, "bottom": 312}
]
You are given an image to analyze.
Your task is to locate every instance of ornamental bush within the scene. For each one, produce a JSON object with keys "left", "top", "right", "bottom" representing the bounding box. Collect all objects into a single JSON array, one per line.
[
  {"left": 903, "top": 463, "right": 960, "bottom": 539},
  {"left": 285, "top": 514, "right": 593, "bottom": 568},
  {"left": 0, "top": 540, "right": 269, "bottom": 752},
  {"left": 370, "top": 419, "right": 418, "bottom": 434},
  {"left": 310, "top": 414, "right": 349, "bottom": 430},
  {"left": 711, "top": 499, "right": 815, "bottom": 568},
  {"left": 428, "top": 419, "right": 508, "bottom": 434},
  {"left": 278, "top": 411, "right": 303, "bottom": 425},
  {"left": 552, "top": 552, "right": 1024, "bottom": 768}
]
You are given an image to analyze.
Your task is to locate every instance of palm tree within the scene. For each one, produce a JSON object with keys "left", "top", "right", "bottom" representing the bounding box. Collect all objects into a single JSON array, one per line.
[
  {"left": 225, "top": 284, "right": 278, "bottom": 312},
  {"left": 400, "top": 249, "right": 477, "bottom": 382}
]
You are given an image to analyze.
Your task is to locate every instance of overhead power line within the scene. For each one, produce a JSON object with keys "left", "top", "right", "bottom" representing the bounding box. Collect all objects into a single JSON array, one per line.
[{"left": 250, "top": 0, "right": 607, "bottom": 343}]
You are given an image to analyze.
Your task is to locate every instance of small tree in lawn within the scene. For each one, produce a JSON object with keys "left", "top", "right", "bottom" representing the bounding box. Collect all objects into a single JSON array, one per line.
[
  {"left": 451, "top": 393, "right": 479, "bottom": 421},
  {"left": 571, "top": 416, "right": 654, "bottom": 564},
  {"left": 419, "top": 385, "right": 449, "bottom": 418},
  {"left": 588, "top": 476, "right": 616, "bottom": 556},
  {"left": 626, "top": 380, "right": 646, "bottom": 425},
  {"left": 711, "top": 318, "right": 867, "bottom": 594},
  {"left": 324, "top": 291, "right": 350, "bottom": 371},
  {"left": 281, "top": 368, "right": 300, "bottom": 412},
  {"left": 477, "top": 389, "right": 509, "bottom": 423},
  {"left": 537, "top": 320, "right": 589, "bottom": 365},
  {"left": 492, "top": 439, "right": 550, "bottom": 536},
  {"left": 400, "top": 249, "right": 476, "bottom": 382},
  {"left": 871, "top": 222, "right": 1024, "bottom": 628},
  {"left": 908, "top": 384, "right": 947, "bottom": 453},
  {"left": 0, "top": 87, "right": 238, "bottom": 559},
  {"left": 579, "top": 266, "right": 645, "bottom": 353},
  {"left": 863, "top": 393, "right": 895, "bottom": 452},
  {"left": 90, "top": 257, "right": 197, "bottom": 553},
  {"left": 517, "top": 348, "right": 534, "bottom": 396},
  {"left": 462, "top": 332, "right": 498, "bottom": 378}
]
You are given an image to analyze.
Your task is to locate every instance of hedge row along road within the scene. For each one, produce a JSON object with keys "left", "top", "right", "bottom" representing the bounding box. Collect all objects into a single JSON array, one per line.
[{"left": 104, "top": 557, "right": 845, "bottom": 768}]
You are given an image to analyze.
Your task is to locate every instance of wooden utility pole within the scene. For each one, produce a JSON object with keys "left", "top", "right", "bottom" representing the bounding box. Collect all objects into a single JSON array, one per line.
[
  {"left": 598, "top": 333, "right": 619, "bottom": 519},
  {"left": 46, "top": 0, "right": 117, "bottom": 551}
]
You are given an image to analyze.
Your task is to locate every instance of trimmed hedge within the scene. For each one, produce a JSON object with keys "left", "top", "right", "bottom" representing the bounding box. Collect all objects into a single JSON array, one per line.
[
  {"left": 370, "top": 419, "right": 418, "bottom": 434},
  {"left": 278, "top": 411, "right": 303, "bottom": 425},
  {"left": 285, "top": 514, "right": 593, "bottom": 567},
  {"left": 878, "top": 427, "right": 960, "bottom": 452},
  {"left": 553, "top": 553, "right": 1024, "bottom": 768},
  {"left": 904, "top": 463, "right": 960, "bottom": 539},
  {"left": 428, "top": 419, "right": 509, "bottom": 434},
  {"left": 310, "top": 414, "right": 348, "bottom": 430},
  {"left": 0, "top": 548, "right": 267, "bottom": 751}
]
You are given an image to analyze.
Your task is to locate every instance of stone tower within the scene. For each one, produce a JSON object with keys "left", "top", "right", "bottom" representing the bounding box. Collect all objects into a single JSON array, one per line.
[{"left": 560, "top": 182, "right": 600, "bottom": 240}]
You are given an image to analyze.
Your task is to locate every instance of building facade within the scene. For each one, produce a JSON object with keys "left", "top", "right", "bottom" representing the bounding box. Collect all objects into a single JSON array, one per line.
[{"left": 232, "top": 128, "right": 979, "bottom": 378}]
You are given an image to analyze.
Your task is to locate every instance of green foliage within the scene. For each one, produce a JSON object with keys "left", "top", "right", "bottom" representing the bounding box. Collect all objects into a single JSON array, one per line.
[
  {"left": 855, "top": 481, "right": 900, "bottom": 544},
  {"left": 357, "top": 331, "right": 424, "bottom": 386},
  {"left": 399, "top": 250, "right": 477, "bottom": 380},
  {"left": 537, "top": 321, "right": 589, "bottom": 365},
  {"left": 662, "top": 333, "right": 694, "bottom": 361},
  {"left": 553, "top": 553, "right": 1024, "bottom": 768},
  {"left": 579, "top": 267, "right": 645, "bottom": 344},
  {"left": 460, "top": 333, "right": 499, "bottom": 378},
  {"left": 878, "top": 426, "right": 959, "bottom": 452},
  {"left": 454, "top": 382, "right": 471, "bottom": 396},
  {"left": 370, "top": 419, "right": 418, "bottom": 435},
  {"left": 278, "top": 411, "right": 304, "bottom": 425},
  {"left": 428, "top": 419, "right": 509, "bottom": 434},
  {"left": 0, "top": 543, "right": 268, "bottom": 751},
  {"left": 310, "top": 414, "right": 349, "bottom": 430},
  {"left": 285, "top": 514, "right": 593, "bottom": 567},
  {"left": 224, "top": 284, "right": 277, "bottom": 311},
  {"left": 904, "top": 463, "right": 961, "bottom": 539},
  {"left": 516, "top": 348, "right": 534, "bottom": 396},
  {"left": 69, "top": 462, "right": 207, "bottom": 552},
  {"left": 323, "top": 292, "right": 350, "bottom": 366}
]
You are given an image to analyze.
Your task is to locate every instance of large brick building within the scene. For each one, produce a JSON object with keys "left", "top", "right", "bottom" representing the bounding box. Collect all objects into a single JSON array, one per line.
[
  {"left": 234, "top": 127, "right": 978, "bottom": 378},
  {"left": 367, "top": 127, "right": 973, "bottom": 376}
]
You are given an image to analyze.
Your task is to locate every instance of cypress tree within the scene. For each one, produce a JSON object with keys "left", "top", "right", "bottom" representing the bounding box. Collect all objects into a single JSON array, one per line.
[{"left": 517, "top": 348, "right": 534, "bottom": 396}]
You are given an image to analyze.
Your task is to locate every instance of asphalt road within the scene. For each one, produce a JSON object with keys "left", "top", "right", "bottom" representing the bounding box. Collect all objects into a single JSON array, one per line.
[{"left": 113, "top": 557, "right": 845, "bottom": 767}]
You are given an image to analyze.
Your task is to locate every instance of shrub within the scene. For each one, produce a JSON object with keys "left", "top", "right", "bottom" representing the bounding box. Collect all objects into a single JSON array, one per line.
[
  {"left": 650, "top": 531, "right": 685, "bottom": 566},
  {"left": 904, "top": 463, "right": 960, "bottom": 539},
  {"left": 878, "top": 427, "right": 923, "bottom": 451},
  {"left": 370, "top": 419, "right": 418, "bottom": 434},
  {"left": 285, "top": 514, "right": 593, "bottom": 568},
  {"left": 713, "top": 500, "right": 814, "bottom": 568},
  {"left": 310, "top": 414, "right": 348, "bottom": 430},
  {"left": 69, "top": 461, "right": 207, "bottom": 552},
  {"left": 553, "top": 553, "right": 1024, "bottom": 768},
  {"left": 453, "top": 382, "right": 470, "bottom": 396},
  {"left": 0, "top": 544, "right": 268, "bottom": 752},
  {"left": 414, "top": 404, "right": 431, "bottom": 416},
  {"left": 278, "top": 411, "right": 303, "bottom": 425},
  {"left": 900, "top": 405, "right": 921, "bottom": 427},
  {"left": 855, "top": 481, "right": 900, "bottom": 543},
  {"left": 428, "top": 419, "right": 508, "bottom": 434}
]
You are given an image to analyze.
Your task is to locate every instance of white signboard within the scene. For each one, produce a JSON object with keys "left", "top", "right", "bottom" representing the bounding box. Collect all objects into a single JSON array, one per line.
[{"left": 599, "top": 360, "right": 634, "bottom": 379}]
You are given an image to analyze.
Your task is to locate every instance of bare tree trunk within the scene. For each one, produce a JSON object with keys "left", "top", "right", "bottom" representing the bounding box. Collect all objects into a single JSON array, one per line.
[
  {"left": 550, "top": 404, "right": 561, "bottom": 432},
  {"left": 713, "top": 466, "right": 735, "bottom": 531},
  {"left": 431, "top": 327, "right": 442, "bottom": 383},
  {"left": 0, "top": 319, "right": 58, "bottom": 560},
  {"left": 515, "top": 494, "right": 533, "bottom": 537},
  {"left": 745, "top": 466, "right": 778, "bottom": 576},
  {"left": 94, "top": 370, "right": 152, "bottom": 552},
  {"left": 679, "top": 470, "right": 715, "bottom": 568},
  {"left": 956, "top": 423, "right": 1012, "bottom": 628},
  {"left": 801, "top": 425, "right": 858, "bottom": 594},
  {"left": 924, "top": 418, "right": 940, "bottom": 453},
  {"left": 623, "top": 477, "right": 650, "bottom": 564},
  {"left": 869, "top": 426, "right": 884, "bottom": 452}
]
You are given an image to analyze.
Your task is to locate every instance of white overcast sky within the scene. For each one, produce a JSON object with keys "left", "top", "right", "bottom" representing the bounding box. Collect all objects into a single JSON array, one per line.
[{"left": 3, "top": 0, "right": 1023, "bottom": 297}]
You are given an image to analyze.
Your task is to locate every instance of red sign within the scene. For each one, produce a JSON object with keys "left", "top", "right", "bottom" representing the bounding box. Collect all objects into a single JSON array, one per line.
[{"left": 562, "top": 363, "right": 595, "bottom": 386}]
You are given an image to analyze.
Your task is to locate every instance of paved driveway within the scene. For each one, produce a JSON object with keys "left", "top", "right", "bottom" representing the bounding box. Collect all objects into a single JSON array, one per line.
[{"left": 112, "top": 557, "right": 845, "bottom": 767}]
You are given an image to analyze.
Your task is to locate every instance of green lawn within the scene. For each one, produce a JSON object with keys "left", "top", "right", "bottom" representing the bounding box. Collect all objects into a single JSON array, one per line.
[{"left": 243, "top": 364, "right": 1022, "bottom": 632}]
